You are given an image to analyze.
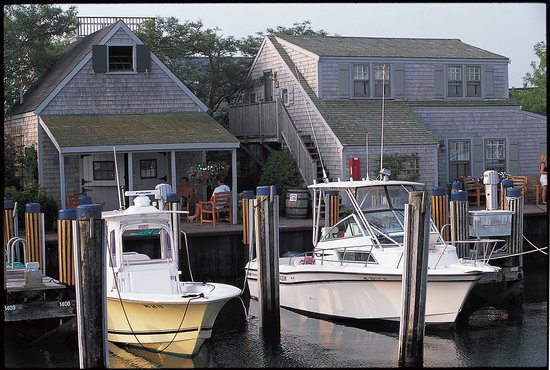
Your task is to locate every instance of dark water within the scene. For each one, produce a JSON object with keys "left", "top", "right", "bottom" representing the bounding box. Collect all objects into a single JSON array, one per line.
[{"left": 5, "top": 265, "right": 548, "bottom": 368}]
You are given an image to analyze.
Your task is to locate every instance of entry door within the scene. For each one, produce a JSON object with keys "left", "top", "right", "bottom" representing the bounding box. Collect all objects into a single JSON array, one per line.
[
  {"left": 263, "top": 71, "right": 273, "bottom": 101},
  {"left": 131, "top": 152, "right": 170, "bottom": 192},
  {"left": 81, "top": 153, "right": 125, "bottom": 211}
]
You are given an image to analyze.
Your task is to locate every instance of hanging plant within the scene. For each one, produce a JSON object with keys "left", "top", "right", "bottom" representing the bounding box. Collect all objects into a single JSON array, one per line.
[{"left": 188, "top": 161, "right": 228, "bottom": 188}]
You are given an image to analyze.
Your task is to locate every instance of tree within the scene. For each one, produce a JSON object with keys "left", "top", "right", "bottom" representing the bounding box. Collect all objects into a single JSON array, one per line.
[
  {"left": 510, "top": 41, "right": 546, "bottom": 115},
  {"left": 3, "top": 4, "right": 78, "bottom": 114}
]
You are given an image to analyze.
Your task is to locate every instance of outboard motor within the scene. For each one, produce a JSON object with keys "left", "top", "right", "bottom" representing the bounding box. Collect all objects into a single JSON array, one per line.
[{"left": 483, "top": 170, "right": 500, "bottom": 210}]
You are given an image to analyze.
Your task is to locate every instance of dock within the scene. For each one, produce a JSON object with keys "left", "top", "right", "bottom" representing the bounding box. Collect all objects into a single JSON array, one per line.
[{"left": 5, "top": 204, "right": 547, "bottom": 327}]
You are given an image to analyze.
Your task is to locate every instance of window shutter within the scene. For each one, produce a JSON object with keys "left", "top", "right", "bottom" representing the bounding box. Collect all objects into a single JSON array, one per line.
[
  {"left": 508, "top": 137, "right": 518, "bottom": 174},
  {"left": 483, "top": 65, "right": 494, "bottom": 98},
  {"left": 92, "top": 45, "right": 107, "bottom": 73},
  {"left": 393, "top": 63, "right": 404, "bottom": 98},
  {"left": 338, "top": 63, "right": 350, "bottom": 99},
  {"left": 472, "top": 138, "right": 483, "bottom": 177},
  {"left": 136, "top": 44, "right": 151, "bottom": 72},
  {"left": 434, "top": 65, "right": 444, "bottom": 98}
]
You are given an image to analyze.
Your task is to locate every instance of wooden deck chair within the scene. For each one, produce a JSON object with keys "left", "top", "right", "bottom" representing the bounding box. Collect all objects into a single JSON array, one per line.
[
  {"left": 181, "top": 189, "right": 198, "bottom": 222},
  {"left": 463, "top": 177, "right": 484, "bottom": 207},
  {"left": 199, "top": 191, "right": 232, "bottom": 226},
  {"left": 509, "top": 175, "right": 528, "bottom": 200},
  {"left": 526, "top": 176, "right": 541, "bottom": 204}
]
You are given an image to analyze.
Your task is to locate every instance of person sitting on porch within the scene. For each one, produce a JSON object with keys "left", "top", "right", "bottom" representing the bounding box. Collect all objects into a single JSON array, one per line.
[
  {"left": 190, "top": 177, "right": 230, "bottom": 221},
  {"left": 177, "top": 176, "right": 194, "bottom": 207}
]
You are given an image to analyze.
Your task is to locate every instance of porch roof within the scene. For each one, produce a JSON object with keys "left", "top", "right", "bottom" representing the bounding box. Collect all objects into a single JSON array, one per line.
[{"left": 40, "top": 113, "right": 240, "bottom": 154}]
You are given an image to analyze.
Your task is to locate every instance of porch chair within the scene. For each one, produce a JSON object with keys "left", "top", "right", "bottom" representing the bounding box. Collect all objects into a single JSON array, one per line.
[
  {"left": 509, "top": 175, "right": 528, "bottom": 199},
  {"left": 463, "top": 177, "right": 484, "bottom": 207},
  {"left": 526, "top": 176, "right": 541, "bottom": 204},
  {"left": 66, "top": 193, "right": 87, "bottom": 208},
  {"left": 181, "top": 189, "right": 198, "bottom": 222},
  {"left": 199, "top": 191, "right": 232, "bottom": 226}
]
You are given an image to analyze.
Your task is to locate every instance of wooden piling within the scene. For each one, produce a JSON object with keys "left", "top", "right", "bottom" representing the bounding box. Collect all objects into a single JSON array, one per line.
[
  {"left": 398, "top": 191, "right": 431, "bottom": 368},
  {"left": 242, "top": 190, "right": 254, "bottom": 245},
  {"left": 58, "top": 208, "right": 77, "bottom": 286},
  {"left": 4, "top": 200, "right": 16, "bottom": 248},
  {"left": 166, "top": 192, "right": 181, "bottom": 254},
  {"left": 324, "top": 191, "right": 340, "bottom": 227},
  {"left": 431, "top": 187, "right": 448, "bottom": 240},
  {"left": 254, "top": 185, "right": 280, "bottom": 334},
  {"left": 500, "top": 179, "right": 514, "bottom": 210},
  {"left": 24, "top": 203, "right": 45, "bottom": 276},
  {"left": 505, "top": 188, "right": 524, "bottom": 267},
  {"left": 74, "top": 204, "right": 108, "bottom": 368},
  {"left": 450, "top": 191, "right": 469, "bottom": 258}
]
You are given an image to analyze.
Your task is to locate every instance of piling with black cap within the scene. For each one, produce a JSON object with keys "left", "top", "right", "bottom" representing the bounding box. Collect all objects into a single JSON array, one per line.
[
  {"left": 505, "top": 187, "right": 524, "bottom": 267},
  {"left": 398, "top": 191, "right": 431, "bottom": 368},
  {"left": 255, "top": 185, "right": 280, "bottom": 334},
  {"left": 431, "top": 187, "right": 448, "bottom": 240},
  {"left": 500, "top": 179, "right": 514, "bottom": 210},
  {"left": 24, "top": 203, "right": 45, "bottom": 275},
  {"left": 242, "top": 190, "right": 254, "bottom": 245},
  {"left": 58, "top": 208, "right": 77, "bottom": 286},
  {"left": 449, "top": 191, "right": 469, "bottom": 258},
  {"left": 74, "top": 203, "right": 108, "bottom": 368}
]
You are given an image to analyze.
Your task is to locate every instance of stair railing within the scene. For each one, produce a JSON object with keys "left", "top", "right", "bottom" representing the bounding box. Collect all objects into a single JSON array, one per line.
[{"left": 276, "top": 99, "right": 318, "bottom": 186}]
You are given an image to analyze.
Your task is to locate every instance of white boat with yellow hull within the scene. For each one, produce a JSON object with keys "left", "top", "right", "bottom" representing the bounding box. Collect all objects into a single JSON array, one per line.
[
  {"left": 246, "top": 178, "right": 500, "bottom": 326},
  {"left": 103, "top": 185, "right": 241, "bottom": 357}
]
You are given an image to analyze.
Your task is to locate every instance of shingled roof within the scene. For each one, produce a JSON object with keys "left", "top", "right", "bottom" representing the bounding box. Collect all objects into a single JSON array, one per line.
[
  {"left": 9, "top": 24, "right": 117, "bottom": 116},
  {"left": 41, "top": 113, "right": 239, "bottom": 153},
  {"left": 267, "top": 36, "right": 436, "bottom": 146},
  {"left": 275, "top": 35, "right": 508, "bottom": 60}
]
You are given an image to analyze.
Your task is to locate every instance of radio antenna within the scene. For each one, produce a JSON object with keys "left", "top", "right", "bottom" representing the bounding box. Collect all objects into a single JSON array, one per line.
[{"left": 113, "top": 146, "right": 124, "bottom": 210}]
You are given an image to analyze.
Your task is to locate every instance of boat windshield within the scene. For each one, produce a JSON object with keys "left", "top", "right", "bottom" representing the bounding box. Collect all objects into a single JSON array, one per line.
[
  {"left": 355, "top": 185, "right": 412, "bottom": 245},
  {"left": 119, "top": 224, "right": 174, "bottom": 263}
]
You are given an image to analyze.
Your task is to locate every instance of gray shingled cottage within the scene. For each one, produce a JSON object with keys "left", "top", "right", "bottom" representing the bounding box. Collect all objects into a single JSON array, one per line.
[
  {"left": 229, "top": 35, "right": 547, "bottom": 190},
  {"left": 4, "top": 20, "right": 240, "bottom": 218}
]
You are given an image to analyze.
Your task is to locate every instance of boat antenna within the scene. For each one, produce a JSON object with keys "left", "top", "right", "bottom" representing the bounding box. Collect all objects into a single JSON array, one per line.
[
  {"left": 113, "top": 146, "right": 124, "bottom": 210},
  {"left": 295, "top": 66, "right": 329, "bottom": 183},
  {"left": 365, "top": 133, "right": 370, "bottom": 180},
  {"left": 379, "top": 64, "right": 386, "bottom": 178}
]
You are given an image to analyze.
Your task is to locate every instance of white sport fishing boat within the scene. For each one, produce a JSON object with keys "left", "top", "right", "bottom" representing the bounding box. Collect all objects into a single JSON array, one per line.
[
  {"left": 246, "top": 177, "right": 500, "bottom": 325},
  {"left": 103, "top": 185, "right": 241, "bottom": 357}
]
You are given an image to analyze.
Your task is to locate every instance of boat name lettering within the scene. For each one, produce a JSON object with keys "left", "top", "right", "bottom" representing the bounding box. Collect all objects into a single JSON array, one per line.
[
  {"left": 4, "top": 305, "right": 17, "bottom": 311},
  {"left": 362, "top": 276, "right": 387, "bottom": 280},
  {"left": 143, "top": 304, "right": 165, "bottom": 309},
  {"left": 59, "top": 301, "right": 71, "bottom": 307},
  {"left": 280, "top": 276, "right": 287, "bottom": 281}
]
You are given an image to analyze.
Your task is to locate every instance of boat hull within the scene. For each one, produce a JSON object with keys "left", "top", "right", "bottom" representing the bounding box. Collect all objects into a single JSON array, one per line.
[
  {"left": 246, "top": 266, "right": 482, "bottom": 325},
  {"left": 107, "top": 284, "right": 240, "bottom": 357}
]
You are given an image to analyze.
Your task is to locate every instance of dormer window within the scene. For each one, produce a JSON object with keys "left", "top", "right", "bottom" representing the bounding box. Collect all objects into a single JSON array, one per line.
[
  {"left": 353, "top": 64, "right": 370, "bottom": 97},
  {"left": 466, "top": 66, "right": 481, "bottom": 97},
  {"left": 447, "top": 66, "right": 462, "bottom": 97}
]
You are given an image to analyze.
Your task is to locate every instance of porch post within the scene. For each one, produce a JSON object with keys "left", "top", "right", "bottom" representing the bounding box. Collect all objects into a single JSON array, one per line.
[
  {"left": 232, "top": 148, "right": 238, "bottom": 224},
  {"left": 59, "top": 151, "right": 67, "bottom": 209},
  {"left": 170, "top": 151, "right": 177, "bottom": 191}
]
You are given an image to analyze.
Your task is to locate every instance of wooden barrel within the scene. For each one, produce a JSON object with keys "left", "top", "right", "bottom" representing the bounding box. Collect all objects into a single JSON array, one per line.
[{"left": 286, "top": 188, "right": 309, "bottom": 219}]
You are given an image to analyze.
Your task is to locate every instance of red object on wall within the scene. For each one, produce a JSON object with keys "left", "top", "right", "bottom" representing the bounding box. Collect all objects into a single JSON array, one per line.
[{"left": 350, "top": 157, "right": 361, "bottom": 181}]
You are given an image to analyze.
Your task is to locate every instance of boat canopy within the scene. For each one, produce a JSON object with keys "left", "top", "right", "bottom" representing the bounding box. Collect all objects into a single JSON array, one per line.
[{"left": 308, "top": 179, "right": 424, "bottom": 191}]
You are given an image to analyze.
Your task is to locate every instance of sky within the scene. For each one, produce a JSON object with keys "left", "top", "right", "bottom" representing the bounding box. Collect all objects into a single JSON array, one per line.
[{"left": 56, "top": 2, "right": 546, "bottom": 88}]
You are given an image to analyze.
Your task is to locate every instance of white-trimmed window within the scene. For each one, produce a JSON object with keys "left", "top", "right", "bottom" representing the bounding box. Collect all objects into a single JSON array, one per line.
[
  {"left": 353, "top": 64, "right": 370, "bottom": 97},
  {"left": 447, "top": 66, "right": 462, "bottom": 97},
  {"left": 466, "top": 66, "right": 481, "bottom": 97},
  {"left": 484, "top": 138, "right": 506, "bottom": 172},
  {"left": 448, "top": 140, "right": 471, "bottom": 179},
  {"left": 374, "top": 64, "right": 390, "bottom": 97},
  {"left": 249, "top": 92, "right": 256, "bottom": 104}
]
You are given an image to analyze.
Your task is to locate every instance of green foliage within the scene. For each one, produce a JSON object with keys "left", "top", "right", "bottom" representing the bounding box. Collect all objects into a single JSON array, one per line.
[
  {"left": 3, "top": 4, "right": 78, "bottom": 113},
  {"left": 259, "top": 150, "right": 303, "bottom": 215},
  {"left": 375, "top": 153, "right": 420, "bottom": 182},
  {"left": 510, "top": 41, "right": 546, "bottom": 115},
  {"left": 3, "top": 136, "right": 39, "bottom": 190},
  {"left": 265, "top": 20, "right": 329, "bottom": 36},
  {"left": 4, "top": 180, "right": 59, "bottom": 232}
]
